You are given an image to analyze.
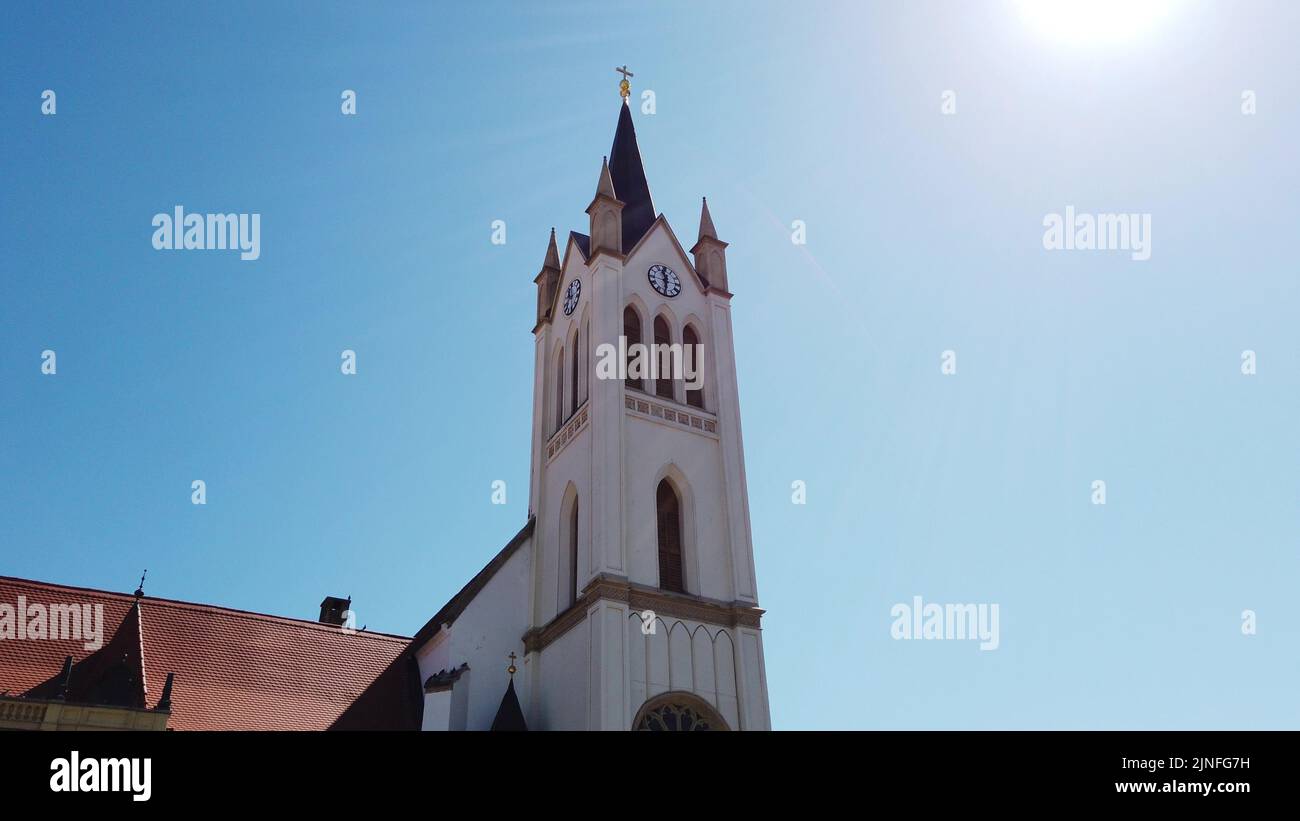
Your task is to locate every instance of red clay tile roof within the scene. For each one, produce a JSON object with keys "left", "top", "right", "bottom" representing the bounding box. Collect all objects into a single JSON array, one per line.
[{"left": 0, "top": 576, "right": 421, "bottom": 730}]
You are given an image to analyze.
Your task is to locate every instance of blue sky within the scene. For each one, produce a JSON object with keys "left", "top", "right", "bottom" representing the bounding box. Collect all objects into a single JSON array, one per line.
[{"left": 1, "top": 1, "right": 1296, "bottom": 729}]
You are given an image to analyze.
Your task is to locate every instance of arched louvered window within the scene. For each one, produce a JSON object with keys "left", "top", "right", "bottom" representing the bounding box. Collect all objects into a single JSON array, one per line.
[
  {"left": 555, "top": 346, "right": 565, "bottom": 431},
  {"left": 571, "top": 329, "right": 579, "bottom": 413},
  {"left": 582, "top": 319, "right": 590, "bottom": 403},
  {"left": 624, "top": 307, "right": 643, "bottom": 391},
  {"left": 569, "top": 497, "right": 579, "bottom": 606},
  {"left": 683, "top": 325, "right": 704, "bottom": 409},
  {"left": 653, "top": 316, "right": 674, "bottom": 400},
  {"left": 656, "top": 479, "right": 684, "bottom": 593}
]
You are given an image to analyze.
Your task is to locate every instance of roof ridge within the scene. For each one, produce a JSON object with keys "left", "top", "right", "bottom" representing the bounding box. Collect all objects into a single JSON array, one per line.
[
  {"left": 0, "top": 576, "right": 412, "bottom": 643},
  {"left": 132, "top": 600, "right": 150, "bottom": 705},
  {"left": 410, "top": 517, "right": 535, "bottom": 648}
]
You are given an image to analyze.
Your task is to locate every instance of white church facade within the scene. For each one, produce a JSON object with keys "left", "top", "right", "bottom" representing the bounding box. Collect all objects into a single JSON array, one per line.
[{"left": 410, "top": 76, "right": 770, "bottom": 730}]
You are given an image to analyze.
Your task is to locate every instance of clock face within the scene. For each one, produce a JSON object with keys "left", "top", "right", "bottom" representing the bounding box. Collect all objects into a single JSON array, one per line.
[
  {"left": 563, "top": 279, "right": 581, "bottom": 315},
  {"left": 648, "top": 264, "right": 681, "bottom": 298}
]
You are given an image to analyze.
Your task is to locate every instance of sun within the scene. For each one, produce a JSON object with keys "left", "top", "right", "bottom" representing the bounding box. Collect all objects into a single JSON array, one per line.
[{"left": 1016, "top": 0, "right": 1175, "bottom": 46}]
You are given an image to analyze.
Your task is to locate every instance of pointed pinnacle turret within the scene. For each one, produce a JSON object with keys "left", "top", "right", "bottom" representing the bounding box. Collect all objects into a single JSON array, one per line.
[
  {"left": 587, "top": 155, "right": 625, "bottom": 258},
  {"left": 697, "top": 197, "right": 718, "bottom": 243},
  {"left": 542, "top": 227, "right": 561, "bottom": 270},
  {"left": 596, "top": 156, "right": 617, "bottom": 200},
  {"left": 690, "top": 196, "right": 730, "bottom": 294},
  {"left": 533, "top": 228, "right": 563, "bottom": 330}
]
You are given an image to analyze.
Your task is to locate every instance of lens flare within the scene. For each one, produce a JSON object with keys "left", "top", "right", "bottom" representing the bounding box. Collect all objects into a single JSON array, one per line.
[{"left": 1017, "top": 0, "right": 1174, "bottom": 46}]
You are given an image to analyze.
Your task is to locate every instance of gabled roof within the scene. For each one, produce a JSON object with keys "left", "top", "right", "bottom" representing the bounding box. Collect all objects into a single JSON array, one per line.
[
  {"left": 568, "top": 231, "right": 590, "bottom": 262},
  {"left": 0, "top": 576, "right": 420, "bottom": 730},
  {"left": 629, "top": 214, "right": 710, "bottom": 294},
  {"left": 609, "top": 100, "right": 655, "bottom": 252}
]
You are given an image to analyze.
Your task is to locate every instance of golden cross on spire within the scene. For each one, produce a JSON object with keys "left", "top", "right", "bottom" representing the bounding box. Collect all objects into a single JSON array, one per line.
[
  {"left": 507, "top": 651, "right": 518, "bottom": 678},
  {"left": 615, "top": 65, "right": 634, "bottom": 99}
]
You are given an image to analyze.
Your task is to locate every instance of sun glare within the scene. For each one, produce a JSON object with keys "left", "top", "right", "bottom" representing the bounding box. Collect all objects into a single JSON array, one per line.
[{"left": 1017, "top": 0, "right": 1174, "bottom": 46}]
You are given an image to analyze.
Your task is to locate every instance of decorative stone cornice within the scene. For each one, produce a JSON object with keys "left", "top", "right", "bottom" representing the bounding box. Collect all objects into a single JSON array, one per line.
[
  {"left": 625, "top": 395, "right": 717, "bottom": 435},
  {"left": 522, "top": 598, "right": 589, "bottom": 654},
  {"left": 423, "top": 662, "right": 469, "bottom": 693},
  {"left": 522, "top": 574, "right": 763, "bottom": 654},
  {"left": 0, "top": 696, "right": 169, "bottom": 731}
]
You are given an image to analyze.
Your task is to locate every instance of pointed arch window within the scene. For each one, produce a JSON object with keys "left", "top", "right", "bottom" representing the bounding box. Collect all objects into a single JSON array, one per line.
[
  {"left": 653, "top": 316, "right": 674, "bottom": 400},
  {"left": 571, "top": 328, "right": 579, "bottom": 414},
  {"left": 583, "top": 318, "right": 591, "bottom": 403},
  {"left": 555, "top": 345, "right": 565, "bottom": 432},
  {"left": 656, "top": 479, "right": 684, "bottom": 593},
  {"left": 624, "top": 307, "right": 643, "bottom": 391},
  {"left": 683, "top": 325, "right": 704, "bottom": 409}
]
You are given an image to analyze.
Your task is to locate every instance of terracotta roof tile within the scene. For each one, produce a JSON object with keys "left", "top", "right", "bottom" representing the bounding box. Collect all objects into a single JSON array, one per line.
[{"left": 0, "top": 577, "right": 420, "bottom": 730}]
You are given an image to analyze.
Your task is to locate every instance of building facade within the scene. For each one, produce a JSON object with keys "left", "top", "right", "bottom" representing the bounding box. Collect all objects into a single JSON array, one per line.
[{"left": 412, "top": 83, "right": 770, "bottom": 731}]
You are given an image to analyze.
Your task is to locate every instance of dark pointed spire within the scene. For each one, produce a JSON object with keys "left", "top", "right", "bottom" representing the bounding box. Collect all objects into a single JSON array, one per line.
[
  {"left": 490, "top": 678, "right": 528, "bottom": 731},
  {"left": 609, "top": 102, "right": 655, "bottom": 251}
]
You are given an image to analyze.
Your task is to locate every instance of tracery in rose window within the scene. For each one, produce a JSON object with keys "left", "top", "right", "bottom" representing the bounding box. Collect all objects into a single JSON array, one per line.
[{"left": 634, "top": 702, "right": 716, "bottom": 731}]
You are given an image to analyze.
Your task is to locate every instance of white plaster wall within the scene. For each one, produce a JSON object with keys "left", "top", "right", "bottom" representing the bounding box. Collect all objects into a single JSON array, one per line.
[
  {"left": 532, "top": 246, "right": 598, "bottom": 629},
  {"left": 414, "top": 629, "right": 451, "bottom": 681},
  {"left": 623, "top": 420, "right": 731, "bottom": 599},
  {"left": 413, "top": 537, "right": 533, "bottom": 731},
  {"left": 535, "top": 424, "right": 591, "bottom": 627},
  {"left": 737, "top": 627, "right": 771, "bottom": 731},
  {"left": 535, "top": 618, "right": 588, "bottom": 730},
  {"left": 420, "top": 689, "right": 452, "bottom": 731}
]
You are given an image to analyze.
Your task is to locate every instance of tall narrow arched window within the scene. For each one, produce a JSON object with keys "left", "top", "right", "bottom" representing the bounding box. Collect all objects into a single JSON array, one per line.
[
  {"left": 571, "top": 329, "right": 579, "bottom": 413},
  {"left": 653, "top": 316, "right": 674, "bottom": 400},
  {"left": 656, "top": 479, "right": 684, "bottom": 593},
  {"left": 582, "top": 319, "right": 590, "bottom": 403},
  {"left": 555, "top": 346, "right": 565, "bottom": 431},
  {"left": 569, "top": 497, "right": 579, "bottom": 606},
  {"left": 683, "top": 325, "right": 704, "bottom": 409},
  {"left": 623, "top": 307, "right": 643, "bottom": 391}
]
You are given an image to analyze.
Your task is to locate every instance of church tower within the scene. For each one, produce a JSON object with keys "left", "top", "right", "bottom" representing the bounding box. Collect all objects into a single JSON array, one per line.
[{"left": 521, "top": 71, "right": 769, "bottom": 730}]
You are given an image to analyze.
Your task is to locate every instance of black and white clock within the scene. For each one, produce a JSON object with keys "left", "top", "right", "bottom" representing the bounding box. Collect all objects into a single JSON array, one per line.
[
  {"left": 563, "top": 279, "right": 581, "bottom": 315},
  {"left": 647, "top": 264, "right": 681, "bottom": 297}
]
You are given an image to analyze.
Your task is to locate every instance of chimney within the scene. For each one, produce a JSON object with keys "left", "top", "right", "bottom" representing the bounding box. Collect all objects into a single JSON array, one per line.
[{"left": 319, "top": 595, "right": 351, "bottom": 626}]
